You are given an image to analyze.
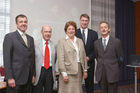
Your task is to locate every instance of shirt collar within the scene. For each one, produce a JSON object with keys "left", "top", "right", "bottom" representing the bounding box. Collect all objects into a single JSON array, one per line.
[
  {"left": 66, "top": 35, "right": 69, "bottom": 40},
  {"left": 80, "top": 28, "right": 88, "bottom": 32},
  {"left": 102, "top": 35, "right": 110, "bottom": 41},
  {"left": 17, "top": 29, "right": 26, "bottom": 36},
  {"left": 42, "top": 38, "right": 51, "bottom": 45},
  {"left": 65, "top": 35, "right": 77, "bottom": 43}
]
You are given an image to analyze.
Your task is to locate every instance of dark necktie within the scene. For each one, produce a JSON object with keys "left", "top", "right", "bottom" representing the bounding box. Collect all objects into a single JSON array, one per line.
[
  {"left": 82, "top": 29, "right": 85, "bottom": 44},
  {"left": 103, "top": 39, "right": 106, "bottom": 50},
  {"left": 44, "top": 41, "right": 50, "bottom": 69}
]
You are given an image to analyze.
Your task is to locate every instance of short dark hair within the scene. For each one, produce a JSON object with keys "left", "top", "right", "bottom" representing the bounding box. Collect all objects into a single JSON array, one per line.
[
  {"left": 80, "top": 14, "right": 90, "bottom": 20},
  {"left": 64, "top": 21, "right": 77, "bottom": 33},
  {"left": 15, "top": 14, "right": 27, "bottom": 23},
  {"left": 100, "top": 21, "right": 110, "bottom": 28}
]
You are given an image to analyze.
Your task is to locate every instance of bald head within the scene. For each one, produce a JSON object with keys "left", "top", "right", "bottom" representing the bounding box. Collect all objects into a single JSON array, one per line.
[
  {"left": 41, "top": 25, "right": 52, "bottom": 41},
  {"left": 41, "top": 25, "right": 52, "bottom": 32}
]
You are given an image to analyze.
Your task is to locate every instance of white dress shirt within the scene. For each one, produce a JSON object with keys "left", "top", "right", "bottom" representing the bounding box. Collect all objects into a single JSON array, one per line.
[
  {"left": 42, "top": 39, "right": 52, "bottom": 67},
  {"left": 80, "top": 28, "right": 88, "bottom": 44}
]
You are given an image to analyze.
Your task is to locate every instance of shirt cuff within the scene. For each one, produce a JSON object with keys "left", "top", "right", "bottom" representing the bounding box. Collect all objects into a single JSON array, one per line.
[
  {"left": 84, "top": 70, "right": 87, "bottom": 72},
  {"left": 61, "top": 72, "right": 68, "bottom": 76}
]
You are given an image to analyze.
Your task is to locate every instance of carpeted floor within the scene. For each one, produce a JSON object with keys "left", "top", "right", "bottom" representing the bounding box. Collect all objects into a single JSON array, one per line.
[{"left": 93, "top": 83, "right": 140, "bottom": 93}]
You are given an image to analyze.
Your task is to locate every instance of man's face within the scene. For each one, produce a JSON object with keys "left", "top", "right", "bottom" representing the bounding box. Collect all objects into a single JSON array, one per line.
[
  {"left": 80, "top": 16, "right": 89, "bottom": 29},
  {"left": 100, "top": 23, "right": 110, "bottom": 36},
  {"left": 16, "top": 17, "right": 28, "bottom": 32},
  {"left": 41, "top": 26, "right": 52, "bottom": 41}
]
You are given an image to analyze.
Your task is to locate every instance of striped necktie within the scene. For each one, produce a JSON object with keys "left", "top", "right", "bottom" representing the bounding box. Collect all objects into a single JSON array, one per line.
[
  {"left": 82, "top": 29, "right": 85, "bottom": 44},
  {"left": 22, "top": 33, "right": 28, "bottom": 46}
]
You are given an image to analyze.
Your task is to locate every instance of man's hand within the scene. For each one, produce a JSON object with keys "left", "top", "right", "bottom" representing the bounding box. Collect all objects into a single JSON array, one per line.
[
  {"left": 83, "top": 72, "right": 88, "bottom": 79},
  {"left": 32, "top": 76, "right": 35, "bottom": 84},
  {"left": 8, "top": 78, "right": 16, "bottom": 88},
  {"left": 86, "top": 57, "right": 90, "bottom": 62},
  {"left": 63, "top": 76, "right": 69, "bottom": 82}
]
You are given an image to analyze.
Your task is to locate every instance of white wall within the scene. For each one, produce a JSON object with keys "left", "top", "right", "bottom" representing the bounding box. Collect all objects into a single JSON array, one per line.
[{"left": 10, "top": 0, "right": 91, "bottom": 44}]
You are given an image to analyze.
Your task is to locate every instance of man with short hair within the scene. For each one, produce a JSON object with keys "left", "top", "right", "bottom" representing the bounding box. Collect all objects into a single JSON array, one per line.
[
  {"left": 75, "top": 14, "right": 98, "bottom": 93},
  {"left": 3, "top": 14, "right": 35, "bottom": 93},
  {"left": 94, "top": 21, "right": 123, "bottom": 93}
]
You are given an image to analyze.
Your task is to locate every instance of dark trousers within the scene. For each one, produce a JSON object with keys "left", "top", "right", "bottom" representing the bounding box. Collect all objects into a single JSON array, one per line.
[
  {"left": 85, "top": 67, "right": 94, "bottom": 93},
  {"left": 33, "top": 67, "right": 53, "bottom": 93},
  {"left": 99, "top": 69, "right": 118, "bottom": 93},
  {"left": 6, "top": 73, "right": 32, "bottom": 93}
]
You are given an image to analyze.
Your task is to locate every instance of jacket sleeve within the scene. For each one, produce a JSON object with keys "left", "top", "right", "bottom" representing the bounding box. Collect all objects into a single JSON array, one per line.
[
  {"left": 57, "top": 40, "right": 66, "bottom": 73},
  {"left": 3, "top": 34, "right": 13, "bottom": 80},
  {"left": 80, "top": 39, "right": 88, "bottom": 72},
  {"left": 115, "top": 39, "right": 123, "bottom": 65}
]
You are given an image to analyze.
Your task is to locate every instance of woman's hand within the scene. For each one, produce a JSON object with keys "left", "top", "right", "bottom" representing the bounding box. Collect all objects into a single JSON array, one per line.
[
  {"left": 63, "top": 76, "right": 69, "bottom": 82},
  {"left": 83, "top": 72, "right": 88, "bottom": 79}
]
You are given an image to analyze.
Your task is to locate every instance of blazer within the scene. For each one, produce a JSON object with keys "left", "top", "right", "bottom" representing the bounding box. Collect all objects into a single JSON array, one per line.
[
  {"left": 94, "top": 36, "right": 123, "bottom": 83},
  {"left": 57, "top": 37, "right": 88, "bottom": 75},
  {"left": 33, "top": 39, "right": 57, "bottom": 90},
  {"left": 3, "top": 31, "right": 35, "bottom": 85},
  {"left": 75, "top": 28, "right": 98, "bottom": 68}
]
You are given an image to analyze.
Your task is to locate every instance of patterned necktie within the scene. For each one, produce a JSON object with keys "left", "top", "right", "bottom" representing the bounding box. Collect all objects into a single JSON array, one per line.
[
  {"left": 22, "top": 33, "right": 28, "bottom": 46},
  {"left": 82, "top": 29, "right": 85, "bottom": 44},
  {"left": 103, "top": 39, "right": 106, "bottom": 50},
  {"left": 44, "top": 41, "right": 50, "bottom": 69}
]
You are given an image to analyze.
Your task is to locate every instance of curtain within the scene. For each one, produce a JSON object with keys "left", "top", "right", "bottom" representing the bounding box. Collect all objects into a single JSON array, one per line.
[{"left": 115, "top": 0, "right": 135, "bottom": 83}]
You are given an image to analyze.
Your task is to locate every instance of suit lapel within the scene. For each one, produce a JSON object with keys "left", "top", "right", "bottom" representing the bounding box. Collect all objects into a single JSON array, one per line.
[
  {"left": 77, "top": 29, "right": 86, "bottom": 46},
  {"left": 99, "top": 38, "right": 104, "bottom": 52},
  {"left": 77, "top": 29, "right": 83, "bottom": 39},
  {"left": 76, "top": 39, "right": 80, "bottom": 51},
  {"left": 38, "top": 40, "right": 43, "bottom": 56},
  {"left": 86, "top": 29, "right": 91, "bottom": 46},
  {"left": 105, "top": 36, "right": 113, "bottom": 52},
  {"left": 66, "top": 39, "right": 75, "bottom": 50},
  {"left": 26, "top": 35, "right": 30, "bottom": 48},
  {"left": 15, "top": 31, "right": 27, "bottom": 48},
  {"left": 50, "top": 41, "right": 54, "bottom": 62}
]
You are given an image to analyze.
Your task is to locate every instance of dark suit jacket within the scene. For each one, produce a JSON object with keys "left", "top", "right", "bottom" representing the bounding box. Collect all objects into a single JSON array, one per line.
[
  {"left": 3, "top": 31, "right": 35, "bottom": 85},
  {"left": 75, "top": 28, "right": 98, "bottom": 69},
  {"left": 94, "top": 36, "right": 123, "bottom": 83}
]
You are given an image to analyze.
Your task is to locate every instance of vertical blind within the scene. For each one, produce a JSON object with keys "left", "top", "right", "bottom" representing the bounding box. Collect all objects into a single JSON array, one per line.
[{"left": 0, "top": 0, "right": 10, "bottom": 66}]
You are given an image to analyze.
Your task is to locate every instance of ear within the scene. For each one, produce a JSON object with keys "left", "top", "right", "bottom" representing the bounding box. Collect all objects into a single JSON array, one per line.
[
  {"left": 108, "top": 28, "right": 111, "bottom": 32},
  {"left": 41, "top": 30, "right": 43, "bottom": 34}
]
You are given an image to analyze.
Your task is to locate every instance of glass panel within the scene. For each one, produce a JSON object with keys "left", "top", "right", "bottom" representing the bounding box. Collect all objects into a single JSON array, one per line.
[{"left": 0, "top": 0, "right": 10, "bottom": 66}]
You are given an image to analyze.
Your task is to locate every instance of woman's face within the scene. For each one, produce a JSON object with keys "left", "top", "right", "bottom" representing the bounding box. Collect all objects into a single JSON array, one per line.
[{"left": 66, "top": 25, "right": 75, "bottom": 39}]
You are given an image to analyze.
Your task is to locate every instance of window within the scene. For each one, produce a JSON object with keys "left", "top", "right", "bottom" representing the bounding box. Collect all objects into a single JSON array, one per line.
[{"left": 0, "top": 0, "right": 10, "bottom": 66}]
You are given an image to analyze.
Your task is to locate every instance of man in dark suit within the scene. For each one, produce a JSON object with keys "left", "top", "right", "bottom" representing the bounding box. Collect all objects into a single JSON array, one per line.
[
  {"left": 75, "top": 14, "right": 98, "bottom": 93},
  {"left": 3, "top": 14, "right": 35, "bottom": 93},
  {"left": 94, "top": 21, "right": 123, "bottom": 93}
]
